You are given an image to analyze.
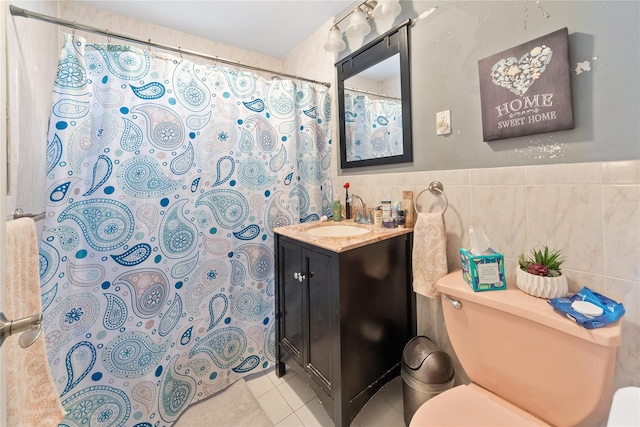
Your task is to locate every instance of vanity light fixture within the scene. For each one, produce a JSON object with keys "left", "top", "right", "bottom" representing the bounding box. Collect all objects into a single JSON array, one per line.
[
  {"left": 324, "top": 24, "right": 347, "bottom": 53},
  {"left": 372, "top": 0, "right": 402, "bottom": 33},
  {"left": 372, "top": 0, "right": 402, "bottom": 22},
  {"left": 345, "top": 7, "right": 371, "bottom": 38},
  {"left": 324, "top": 0, "right": 402, "bottom": 53}
]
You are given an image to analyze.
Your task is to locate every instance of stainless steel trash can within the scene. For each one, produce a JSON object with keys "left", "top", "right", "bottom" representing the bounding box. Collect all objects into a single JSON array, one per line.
[{"left": 401, "top": 336, "right": 455, "bottom": 426}]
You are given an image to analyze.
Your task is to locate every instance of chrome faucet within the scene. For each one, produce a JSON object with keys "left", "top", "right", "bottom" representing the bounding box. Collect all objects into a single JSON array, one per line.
[{"left": 351, "top": 195, "right": 370, "bottom": 224}]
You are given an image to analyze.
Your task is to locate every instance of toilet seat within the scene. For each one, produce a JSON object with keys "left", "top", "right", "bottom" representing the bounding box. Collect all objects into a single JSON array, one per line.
[{"left": 410, "top": 384, "right": 549, "bottom": 427}]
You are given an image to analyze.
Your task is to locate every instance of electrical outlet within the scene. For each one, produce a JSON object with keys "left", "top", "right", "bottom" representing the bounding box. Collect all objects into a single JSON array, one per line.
[{"left": 436, "top": 110, "right": 451, "bottom": 135}]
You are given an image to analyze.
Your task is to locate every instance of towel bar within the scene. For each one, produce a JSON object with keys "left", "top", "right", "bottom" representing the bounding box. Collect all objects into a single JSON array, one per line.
[
  {"left": 11, "top": 209, "right": 46, "bottom": 222},
  {"left": 0, "top": 312, "right": 43, "bottom": 348},
  {"left": 415, "top": 181, "right": 449, "bottom": 215}
]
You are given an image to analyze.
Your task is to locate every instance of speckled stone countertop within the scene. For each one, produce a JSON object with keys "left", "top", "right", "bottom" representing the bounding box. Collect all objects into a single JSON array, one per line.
[{"left": 274, "top": 219, "right": 413, "bottom": 253}]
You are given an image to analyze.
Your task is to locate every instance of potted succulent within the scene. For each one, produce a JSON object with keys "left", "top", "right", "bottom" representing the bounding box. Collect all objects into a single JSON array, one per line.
[{"left": 516, "top": 246, "right": 568, "bottom": 299}]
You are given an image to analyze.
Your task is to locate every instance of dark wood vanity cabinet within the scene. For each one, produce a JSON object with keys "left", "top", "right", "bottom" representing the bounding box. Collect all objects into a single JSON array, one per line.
[
  {"left": 275, "top": 232, "right": 415, "bottom": 427},
  {"left": 277, "top": 237, "right": 334, "bottom": 394}
]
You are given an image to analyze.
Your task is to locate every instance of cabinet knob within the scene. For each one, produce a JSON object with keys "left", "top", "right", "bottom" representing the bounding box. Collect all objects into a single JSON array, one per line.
[{"left": 293, "top": 272, "right": 306, "bottom": 283}]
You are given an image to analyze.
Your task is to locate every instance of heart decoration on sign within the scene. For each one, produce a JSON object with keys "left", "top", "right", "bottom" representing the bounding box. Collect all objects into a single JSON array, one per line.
[{"left": 490, "top": 45, "right": 553, "bottom": 97}]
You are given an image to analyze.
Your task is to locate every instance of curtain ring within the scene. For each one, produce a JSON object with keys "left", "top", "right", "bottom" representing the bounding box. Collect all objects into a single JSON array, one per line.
[
  {"left": 106, "top": 28, "right": 111, "bottom": 45},
  {"left": 147, "top": 38, "right": 152, "bottom": 54},
  {"left": 72, "top": 20, "right": 77, "bottom": 37},
  {"left": 178, "top": 47, "right": 183, "bottom": 59}
]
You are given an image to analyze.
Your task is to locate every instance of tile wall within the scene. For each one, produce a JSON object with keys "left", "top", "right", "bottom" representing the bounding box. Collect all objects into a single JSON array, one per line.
[{"left": 333, "top": 160, "right": 640, "bottom": 392}]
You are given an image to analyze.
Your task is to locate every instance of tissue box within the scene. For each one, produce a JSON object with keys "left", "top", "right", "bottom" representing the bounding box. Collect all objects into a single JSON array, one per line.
[{"left": 459, "top": 248, "right": 506, "bottom": 292}]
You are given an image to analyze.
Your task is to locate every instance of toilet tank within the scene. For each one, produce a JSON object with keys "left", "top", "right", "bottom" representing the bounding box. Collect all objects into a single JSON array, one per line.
[{"left": 437, "top": 272, "right": 622, "bottom": 427}]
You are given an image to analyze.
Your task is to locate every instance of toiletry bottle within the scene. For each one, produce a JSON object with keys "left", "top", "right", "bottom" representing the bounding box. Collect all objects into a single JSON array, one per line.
[
  {"left": 402, "top": 191, "right": 414, "bottom": 228},
  {"left": 333, "top": 200, "right": 342, "bottom": 221},
  {"left": 374, "top": 207, "right": 382, "bottom": 227},
  {"left": 393, "top": 201, "right": 402, "bottom": 227},
  {"left": 397, "top": 210, "right": 405, "bottom": 228},
  {"left": 381, "top": 200, "right": 391, "bottom": 220},
  {"left": 392, "top": 201, "right": 399, "bottom": 220},
  {"left": 344, "top": 183, "right": 351, "bottom": 219}
]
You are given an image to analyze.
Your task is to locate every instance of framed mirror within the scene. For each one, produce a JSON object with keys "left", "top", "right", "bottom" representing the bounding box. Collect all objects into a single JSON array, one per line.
[{"left": 336, "top": 21, "right": 412, "bottom": 169}]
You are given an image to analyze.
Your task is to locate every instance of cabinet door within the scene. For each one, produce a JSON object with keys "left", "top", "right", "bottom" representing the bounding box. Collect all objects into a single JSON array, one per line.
[
  {"left": 279, "top": 239, "right": 304, "bottom": 365},
  {"left": 304, "top": 248, "right": 333, "bottom": 393}
]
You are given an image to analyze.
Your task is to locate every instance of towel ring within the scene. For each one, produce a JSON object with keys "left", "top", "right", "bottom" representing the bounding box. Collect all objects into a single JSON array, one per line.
[{"left": 415, "top": 181, "right": 449, "bottom": 215}]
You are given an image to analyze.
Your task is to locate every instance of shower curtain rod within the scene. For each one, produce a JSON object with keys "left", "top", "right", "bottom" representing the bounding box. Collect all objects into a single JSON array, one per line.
[
  {"left": 345, "top": 87, "right": 400, "bottom": 101},
  {"left": 9, "top": 5, "right": 330, "bottom": 87}
]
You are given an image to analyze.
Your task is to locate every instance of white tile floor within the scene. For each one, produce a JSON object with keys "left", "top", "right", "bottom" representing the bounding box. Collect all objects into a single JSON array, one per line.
[{"left": 245, "top": 367, "right": 406, "bottom": 427}]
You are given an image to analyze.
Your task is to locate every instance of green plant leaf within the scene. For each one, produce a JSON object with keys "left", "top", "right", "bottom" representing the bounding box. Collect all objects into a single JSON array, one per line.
[{"left": 518, "top": 245, "right": 564, "bottom": 276}]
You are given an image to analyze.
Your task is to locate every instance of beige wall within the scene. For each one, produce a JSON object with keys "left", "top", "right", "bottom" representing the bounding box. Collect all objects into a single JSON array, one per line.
[{"left": 5, "top": 2, "right": 639, "bottom": 425}]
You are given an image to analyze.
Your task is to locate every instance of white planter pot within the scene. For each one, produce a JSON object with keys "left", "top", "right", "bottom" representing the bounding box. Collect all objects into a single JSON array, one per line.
[{"left": 516, "top": 268, "right": 568, "bottom": 299}]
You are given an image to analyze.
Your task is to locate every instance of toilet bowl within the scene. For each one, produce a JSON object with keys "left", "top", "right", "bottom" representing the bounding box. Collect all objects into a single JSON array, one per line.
[{"left": 410, "top": 272, "right": 622, "bottom": 427}]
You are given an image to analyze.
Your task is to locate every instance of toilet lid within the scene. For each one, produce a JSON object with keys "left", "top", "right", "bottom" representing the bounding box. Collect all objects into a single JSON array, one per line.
[{"left": 410, "top": 385, "right": 545, "bottom": 427}]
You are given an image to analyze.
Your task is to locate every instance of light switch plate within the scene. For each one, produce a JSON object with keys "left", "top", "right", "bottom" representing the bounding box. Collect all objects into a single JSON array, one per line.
[{"left": 436, "top": 110, "right": 451, "bottom": 135}]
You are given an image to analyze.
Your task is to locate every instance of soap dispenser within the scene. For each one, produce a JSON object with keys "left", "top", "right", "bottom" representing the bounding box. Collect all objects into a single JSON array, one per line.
[{"left": 333, "top": 200, "right": 342, "bottom": 221}]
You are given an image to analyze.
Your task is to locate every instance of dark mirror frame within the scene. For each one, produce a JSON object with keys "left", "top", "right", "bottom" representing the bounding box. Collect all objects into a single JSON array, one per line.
[{"left": 336, "top": 21, "right": 412, "bottom": 169}]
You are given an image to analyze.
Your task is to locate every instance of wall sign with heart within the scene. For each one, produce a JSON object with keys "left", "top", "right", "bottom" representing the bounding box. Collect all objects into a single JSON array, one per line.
[
  {"left": 490, "top": 45, "right": 553, "bottom": 97},
  {"left": 477, "top": 28, "right": 573, "bottom": 142}
]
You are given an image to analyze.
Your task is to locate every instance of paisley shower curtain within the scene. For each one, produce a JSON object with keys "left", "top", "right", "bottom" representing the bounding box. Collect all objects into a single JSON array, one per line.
[
  {"left": 39, "top": 34, "right": 332, "bottom": 427},
  {"left": 344, "top": 91, "right": 402, "bottom": 161}
]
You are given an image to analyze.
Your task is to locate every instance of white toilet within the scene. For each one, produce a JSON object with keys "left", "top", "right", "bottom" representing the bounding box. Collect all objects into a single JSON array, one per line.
[{"left": 410, "top": 272, "right": 622, "bottom": 427}]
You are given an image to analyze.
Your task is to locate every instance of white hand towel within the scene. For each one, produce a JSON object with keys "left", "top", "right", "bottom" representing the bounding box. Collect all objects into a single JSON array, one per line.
[
  {"left": 412, "top": 212, "right": 448, "bottom": 298},
  {"left": 6, "top": 218, "right": 67, "bottom": 426}
]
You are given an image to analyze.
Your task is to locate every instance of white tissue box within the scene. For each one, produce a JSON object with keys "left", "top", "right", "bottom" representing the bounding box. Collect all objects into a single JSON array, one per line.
[{"left": 459, "top": 248, "right": 506, "bottom": 292}]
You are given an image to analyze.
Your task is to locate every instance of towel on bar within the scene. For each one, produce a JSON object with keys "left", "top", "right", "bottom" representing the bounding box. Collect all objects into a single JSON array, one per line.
[
  {"left": 5, "top": 218, "right": 66, "bottom": 426},
  {"left": 412, "top": 212, "right": 448, "bottom": 298}
]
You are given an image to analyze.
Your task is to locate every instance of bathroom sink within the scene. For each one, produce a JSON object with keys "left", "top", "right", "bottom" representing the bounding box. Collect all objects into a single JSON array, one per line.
[{"left": 306, "top": 224, "right": 372, "bottom": 237}]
